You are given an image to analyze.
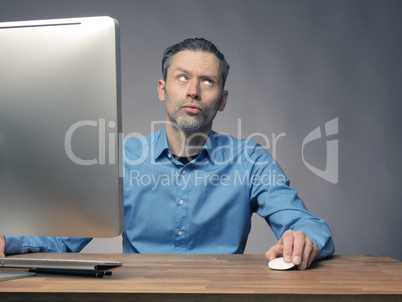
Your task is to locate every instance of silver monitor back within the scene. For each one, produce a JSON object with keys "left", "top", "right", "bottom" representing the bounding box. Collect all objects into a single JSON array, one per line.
[{"left": 0, "top": 17, "right": 124, "bottom": 237}]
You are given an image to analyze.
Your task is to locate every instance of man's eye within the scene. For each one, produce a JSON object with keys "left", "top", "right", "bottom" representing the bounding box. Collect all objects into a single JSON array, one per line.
[
  {"left": 179, "top": 75, "right": 189, "bottom": 81},
  {"left": 203, "top": 79, "right": 214, "bottom": 86}
]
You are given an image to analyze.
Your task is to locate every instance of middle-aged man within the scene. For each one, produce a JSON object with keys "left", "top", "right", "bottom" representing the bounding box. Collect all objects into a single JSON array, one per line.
[{"left": 0, "top": 38, "right": 334, "bottom": 270}]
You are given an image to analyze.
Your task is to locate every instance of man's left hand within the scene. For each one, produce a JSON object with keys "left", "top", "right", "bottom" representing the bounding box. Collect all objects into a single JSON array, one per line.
[
  {"left": 265, "top": 230, "right": 319, "bottom": 270},
  {"left": 0, "top": 235, "right": 5, "bottom": 258}
]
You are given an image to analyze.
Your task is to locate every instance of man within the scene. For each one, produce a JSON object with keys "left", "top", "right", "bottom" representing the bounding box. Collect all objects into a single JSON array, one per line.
[{"left": 0, "top": 38, "right": 334, "bottom": 270}]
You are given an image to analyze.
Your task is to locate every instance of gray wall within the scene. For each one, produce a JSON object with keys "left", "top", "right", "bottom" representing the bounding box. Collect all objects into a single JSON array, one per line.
[{"left": 1, "top": 0, "right": 401, "bottom": 260}]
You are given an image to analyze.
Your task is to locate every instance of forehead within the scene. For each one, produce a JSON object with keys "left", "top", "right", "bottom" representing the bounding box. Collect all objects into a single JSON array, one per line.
[{"left": 168, "top": 50, "right": 222, "bottom": 78}]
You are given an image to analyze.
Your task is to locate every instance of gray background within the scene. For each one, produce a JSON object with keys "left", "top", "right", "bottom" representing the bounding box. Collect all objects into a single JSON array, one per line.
[{"left": 1, "top": 0, "right": 401, "bottom": 261}]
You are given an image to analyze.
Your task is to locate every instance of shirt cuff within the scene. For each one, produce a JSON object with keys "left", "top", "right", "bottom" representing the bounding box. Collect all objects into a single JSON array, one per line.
[{"left": 4, "top": 236, "right": 23, "bottom": 255}]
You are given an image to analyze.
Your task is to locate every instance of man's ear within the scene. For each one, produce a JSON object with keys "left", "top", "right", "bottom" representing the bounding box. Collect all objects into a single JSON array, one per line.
[
  {"left": 218, "top": 90, "right": 229, "bottom": 112},
  {"left": 157, "top": 80, "right": 166, "bottom": 102}
]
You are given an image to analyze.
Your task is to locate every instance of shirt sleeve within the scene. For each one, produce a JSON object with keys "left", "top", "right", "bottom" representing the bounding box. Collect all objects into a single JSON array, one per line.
[
  {"left": 247, "top": 143, "right": 335, "bottom": 259},
  {"left": 4, "top": 236, "right": 92, "bottom": 255}
]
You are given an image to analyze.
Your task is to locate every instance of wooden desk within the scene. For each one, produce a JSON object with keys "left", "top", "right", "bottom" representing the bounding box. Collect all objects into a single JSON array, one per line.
[{"left": 0, "top": 253, "right": 401, "bottom": 301}]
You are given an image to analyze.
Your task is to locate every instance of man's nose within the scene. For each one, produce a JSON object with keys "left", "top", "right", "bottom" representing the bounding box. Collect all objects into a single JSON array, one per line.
[{"left": 187, "top": 81, "right": 200, "bottom": 100}]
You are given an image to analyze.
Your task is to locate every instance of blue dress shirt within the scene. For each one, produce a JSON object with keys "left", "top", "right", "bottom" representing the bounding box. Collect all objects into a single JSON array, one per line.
[{"left": 5, "top": 128, "right": 334, "bottom": 258}]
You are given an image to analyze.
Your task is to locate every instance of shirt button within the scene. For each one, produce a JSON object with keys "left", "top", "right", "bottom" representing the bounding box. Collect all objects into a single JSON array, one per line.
[
  {"left": 168, "top": 153, "right": 172, "bottom": 159},
  {"left": 178, "top": 231, "right": 183, "bottom": 236},
  {"left": 182, "top": 170, "right": 186, "bottom": 175},
  {"left": 179, "top": 200, "right": 184, "bottom": 205}
]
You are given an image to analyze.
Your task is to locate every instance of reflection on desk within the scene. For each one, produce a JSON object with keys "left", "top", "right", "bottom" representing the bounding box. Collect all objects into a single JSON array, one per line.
[{"left": 0, "top": 253, "right": 401, "bottom": 301}]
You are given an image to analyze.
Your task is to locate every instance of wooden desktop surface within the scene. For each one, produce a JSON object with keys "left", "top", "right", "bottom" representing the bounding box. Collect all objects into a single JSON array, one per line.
[{"left": 0, "top": 253, "right": 401, "bottom": 301}]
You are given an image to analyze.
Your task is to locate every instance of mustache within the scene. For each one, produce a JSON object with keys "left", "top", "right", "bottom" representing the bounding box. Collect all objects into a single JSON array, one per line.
[{"left": 180, "top": 100, "right": 205, "bottom": 110}]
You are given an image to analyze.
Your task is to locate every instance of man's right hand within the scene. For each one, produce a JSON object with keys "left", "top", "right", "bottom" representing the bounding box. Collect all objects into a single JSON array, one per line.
[{"left": 0, "top": 235, "right": 5, "bottom": 257}]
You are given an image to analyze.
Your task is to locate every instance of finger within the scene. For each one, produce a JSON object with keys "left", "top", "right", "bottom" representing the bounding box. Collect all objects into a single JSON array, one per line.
[
  {"left": 282, "top": 230, "right": 295, "bottom": 263},
  {"left": 291, "top": 231, "right": 306, "bottom": 266},
  {"left": 265, "top": 243, "right": 282, "bottom": 262},
  {"left": 307, "top": 242, "right": 319, "bottom": 268},
  {"left": 299, "top": 239, "right": 319, "bottom": 270},
  {"left": 298, "top": 238, "right": 314, "bottom": 270}
]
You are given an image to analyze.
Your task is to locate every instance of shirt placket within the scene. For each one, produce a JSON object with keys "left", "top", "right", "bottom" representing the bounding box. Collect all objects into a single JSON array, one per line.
[{"left": 169, "top": 156, "right": 189, "bottom": 252}]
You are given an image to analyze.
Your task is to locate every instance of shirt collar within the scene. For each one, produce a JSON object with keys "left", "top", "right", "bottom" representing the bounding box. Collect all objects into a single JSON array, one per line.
[
  {"left": 153, "top": 127, "right": 220, "bottom": 165},
  {"left": 152, "top": 128, "right": 170, "bottom": 161}
]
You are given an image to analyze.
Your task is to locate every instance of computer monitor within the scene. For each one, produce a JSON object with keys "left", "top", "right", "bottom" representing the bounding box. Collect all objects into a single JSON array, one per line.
[{"left": 0, "top": 16, "right": 124, "bottom": 238}]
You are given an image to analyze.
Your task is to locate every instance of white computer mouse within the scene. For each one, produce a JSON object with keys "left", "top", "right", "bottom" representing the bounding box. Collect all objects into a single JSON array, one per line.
[{"left": 268, "top": 257, "right": 296, "bottom": 270}]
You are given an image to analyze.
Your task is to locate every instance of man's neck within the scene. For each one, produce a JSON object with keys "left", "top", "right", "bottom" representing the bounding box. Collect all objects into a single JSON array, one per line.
[{"left": 165, "top": 124, "right": 211, "bottom": 157}]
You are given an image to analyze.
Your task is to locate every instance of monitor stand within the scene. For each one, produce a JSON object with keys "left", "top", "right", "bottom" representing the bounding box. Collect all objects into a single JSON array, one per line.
[{"left": 0, "top": 270, "right": 36, "bottom": 282}]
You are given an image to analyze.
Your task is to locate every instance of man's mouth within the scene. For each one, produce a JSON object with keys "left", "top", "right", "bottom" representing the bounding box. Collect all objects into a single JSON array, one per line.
[{"left": 183, "top": 104, "right": 201, "bottom": 114}]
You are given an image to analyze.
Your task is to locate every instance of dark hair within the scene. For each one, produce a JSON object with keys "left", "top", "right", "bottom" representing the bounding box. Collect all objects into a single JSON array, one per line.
[{"left": 162, "top": 38, "right": 230, "bottom": 88}]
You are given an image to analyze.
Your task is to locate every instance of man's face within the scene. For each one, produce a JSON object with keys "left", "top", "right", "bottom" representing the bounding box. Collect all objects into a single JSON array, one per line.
[{"left": 158, "top": 50, "right": 228, "bottom": 133}]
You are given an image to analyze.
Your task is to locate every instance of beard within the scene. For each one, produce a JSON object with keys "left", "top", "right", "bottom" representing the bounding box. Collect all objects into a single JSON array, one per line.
[{"left": 174, "top": 111, "right": 206, "bottom": 130}]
